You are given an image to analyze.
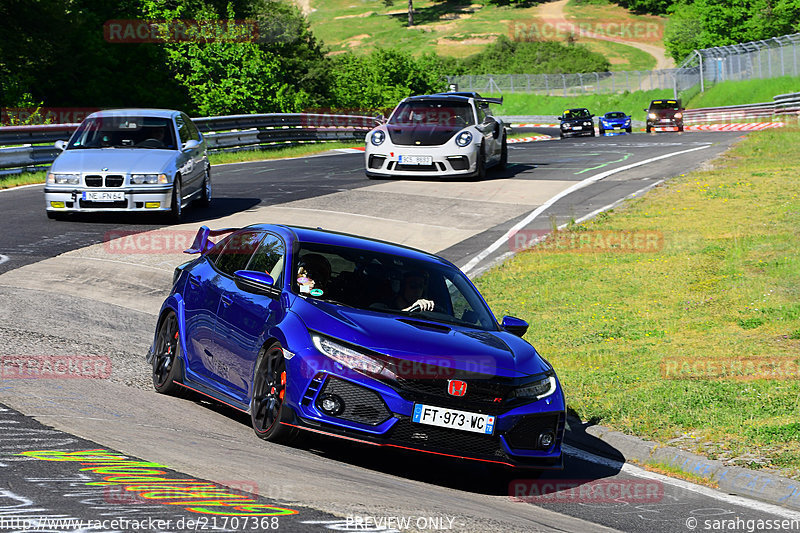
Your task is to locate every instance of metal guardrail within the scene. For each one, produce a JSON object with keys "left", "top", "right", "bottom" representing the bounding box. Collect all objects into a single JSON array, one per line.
[
  {"left": 0, "top": 113, "right": 380, "bottom": 173},
  {"left": 682, "top": 92, "right": 800, "bottom": 124}
]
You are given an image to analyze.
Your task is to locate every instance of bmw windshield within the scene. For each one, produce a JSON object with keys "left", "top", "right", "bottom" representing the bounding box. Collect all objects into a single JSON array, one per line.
[
  {"left": 389, "top": 101, "right": 475, "bottom": 127},
  {"left": 67, "top": 116, "right": 178, "bottom": 150},
  {"left": 292, "top": 242, "right": 500, "bottom": 331}
]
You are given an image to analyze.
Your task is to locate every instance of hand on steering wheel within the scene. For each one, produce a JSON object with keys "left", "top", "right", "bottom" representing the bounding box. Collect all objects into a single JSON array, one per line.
[{"left": 404, "top": 299, "right": 435, "bottom": 312}]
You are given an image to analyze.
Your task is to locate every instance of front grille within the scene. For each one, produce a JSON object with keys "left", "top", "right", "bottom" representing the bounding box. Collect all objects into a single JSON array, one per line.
[
  {"left": 395, "top": 377, "right": 514, "bottom": 414},
  {"left": 79, "top": 200, "right": 128, "bottom": 209},
  {"left": 105, "top": 175, "right": 124, "bottom": 187},
  {"left": 448, "top": 156, "right": 469, "bottom": 170},
  {"left": 368, "top": 155, "right": 385, "bottom": 169},
  {"left": 319, "top": 377, "right": 391, "bottom": 426},
  {"left": 85, "top": 175, "right": 102, "bottom": 187},
  {"left": 505, "top": 413, "right": 563, "bottom": 450},
  {"left": 389, "top": 418, "right": 504, "bottom": 458},
  {"left": 395, "top": 163, "right": 443, "bottom": 172}
]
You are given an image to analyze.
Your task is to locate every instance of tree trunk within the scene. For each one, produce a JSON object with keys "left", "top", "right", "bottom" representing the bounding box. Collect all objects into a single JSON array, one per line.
[{"left": 408, "top": 0, "right": 413, "bottom": 26}]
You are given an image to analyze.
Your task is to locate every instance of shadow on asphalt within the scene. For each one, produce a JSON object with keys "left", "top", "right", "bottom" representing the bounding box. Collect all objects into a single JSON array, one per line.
[{"left": 188, "top": 392, "right": 624, "bottom": 499}]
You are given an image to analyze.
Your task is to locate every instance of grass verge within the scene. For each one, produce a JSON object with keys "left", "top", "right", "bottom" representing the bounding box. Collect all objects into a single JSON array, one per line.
[
  {"left": 0, "top": 143, "right": 361, "bottom": 190},
  {"left": 686, "top": 75, "right": 800, "bottom": 109},
  {"left": 475, "top": 127, "right": 800, "bottom": 479}
]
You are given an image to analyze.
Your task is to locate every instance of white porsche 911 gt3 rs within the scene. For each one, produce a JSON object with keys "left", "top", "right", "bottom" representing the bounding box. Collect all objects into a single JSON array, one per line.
[{"left": 365, "top": 92, "right": 507, "bottom": 180}]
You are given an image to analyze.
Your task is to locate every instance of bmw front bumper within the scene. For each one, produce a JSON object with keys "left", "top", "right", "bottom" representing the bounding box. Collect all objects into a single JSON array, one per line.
[{"left": 44, "top": 186, "right": 175, "bottom": 213}]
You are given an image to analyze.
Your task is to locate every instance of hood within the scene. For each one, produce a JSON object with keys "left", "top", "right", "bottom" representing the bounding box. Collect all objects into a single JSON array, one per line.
[
  {"left": 291, "top": 297, "right": 549, "bottom": 378},
  {"left": 562, "top": 116, "right": 592, "bottom": 125},
  {"left": 51, "top": 148, "right": 177, "bottom": 174},
  {"left": 602, "top": 116, "right": 629, "bottom": 123},
  {"left": 650, "top": 109, "right": 681, "bottom": 119},
  {"left": 386, "top": 124, "right": 462, "bottom": 147}
]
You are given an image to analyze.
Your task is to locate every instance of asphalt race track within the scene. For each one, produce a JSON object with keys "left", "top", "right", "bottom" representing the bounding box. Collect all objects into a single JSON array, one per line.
[{"left": 3, "top": 131, "right": 799, "bottom": 532}]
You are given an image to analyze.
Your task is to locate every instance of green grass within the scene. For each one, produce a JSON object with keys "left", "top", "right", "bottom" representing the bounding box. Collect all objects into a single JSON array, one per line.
[
  {"left": 687, "top": 76, "right": 800, "bottom": 109},
  {"left": 578, "top": 38, "right": 656, "bottom": 72},
  {"left": 490, "top": 89, "right": 681, "bottom": 122},
  {"left": 475, "top": 127, "right": 800, "bottom": 479},
  {"left": 0, "top": 143, "right": 360, "bottom": 190}
]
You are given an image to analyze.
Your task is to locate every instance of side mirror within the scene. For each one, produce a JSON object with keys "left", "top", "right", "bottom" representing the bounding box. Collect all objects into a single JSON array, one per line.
[
  {"left": 233, "top": 270, "right": 277, "bottom": 297},
  {"left": 556, "top": 116, "right": 562, "bottom": 121},
  {"left": 54, "top": 140, "right": 68, "bottom": 151},
  {"left": 501, "top": 315, "right": 529, "bottom": 337},
  {"left": 182, "top": 139, "right": 201, "bottom": 151}
]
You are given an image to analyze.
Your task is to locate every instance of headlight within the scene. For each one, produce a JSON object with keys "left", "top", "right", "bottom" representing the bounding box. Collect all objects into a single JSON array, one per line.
[
  {"left": 370, "top": 130, "right": 385, "bottom": 146},
  {"left": 583, "top": 121, "right": 592, "bottom": 126},
  {"left": 648, "top": 113, "right": 657, "bottom": 119},
  {"left": 674, "top": 112, "right": 683, "bottom": 119},
  {"left": 312, "top": 335, "right": 396, "bottom": 380},
  {"left": 47, "top": 173, "right": 79, "bottom": 185},
  {"left": 455, "top": 130, "right": 473, "bottom": 147},
  {"left": 561, "top": 123, "right": 569, "bottom": 130},
  {"left": 510, "top": 375, "right": 557, "bottom": 400},
  {"left": 131, "top": 173, "right": 168, "bottom": 184}
]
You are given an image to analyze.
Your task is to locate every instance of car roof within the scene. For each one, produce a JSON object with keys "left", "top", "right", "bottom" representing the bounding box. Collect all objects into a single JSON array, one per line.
[
  {"left": 604, "top": 111, "right": 627, "bottom": 115},
  {"left": 404, "top": 94, "right": 473, "bottom": 103},
  {"left": 568, "top": 108, "right": 590, "bottom": 112},
  {"left": 86, "top": 109, "right": 179, "bottom": 120},
  {"left": 245, "top": 224, "right": 452, "bottom": 266}
]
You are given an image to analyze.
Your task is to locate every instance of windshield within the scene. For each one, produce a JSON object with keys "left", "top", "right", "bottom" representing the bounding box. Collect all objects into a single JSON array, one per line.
[
  {"left": 564, "top": 109, "right": 590, "bottom": 118},
  {"left": 605, "top": 112, "right": 626, "bottom": 119},
  {"left": 389, "top": 100, "right": 475, "bottom": 127},
  {"left": 67, "top": 116, "right": 178, "bottom": 150},
  {"left": 650, "top": 101, "right": 680, "bottom": 111},
  {"left": 293, "top": 242, "right": 499, "bottom": 331}
]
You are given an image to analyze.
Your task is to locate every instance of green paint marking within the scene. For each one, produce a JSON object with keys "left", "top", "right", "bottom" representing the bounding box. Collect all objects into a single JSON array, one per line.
[{"left": 575, "top": 153, "right": 633, "bottom": 175}]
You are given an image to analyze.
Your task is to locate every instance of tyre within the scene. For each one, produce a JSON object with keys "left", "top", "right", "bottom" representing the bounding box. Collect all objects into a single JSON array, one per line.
[
  {"left": 590, "top": 130, "right": 596, "bottom": 137},
  {"left": 475, "top": 144, "right": 486, "bottom": 180},
  {"left": 498, "top": 136, "right": 508, "bottom": 170},
  {"left": 152, "top": 311, "right": 183, "bottom": 394},
  {"left": 559, "top": 132, "right": 564, "bottom": 140},
  {"left": 169, "top": 177, "right": 183, "bottom": 223},
  {"left": 598, "top": 128, "right": 605, "bottom": 136},
  {"left": 196, "top": 167, "right": 211, "bottom": 207},
  {"left": 251, "top": 342, "right": 298, "bottom": 444},
  {"left": 46, "top": 211, "right": 62, "bottom": 220},
  {"left": 678, "top": 125, "right": 684, "bottom": 132},
  {"left": 626, "top": 127, "right": 632, "bottom": 133}
]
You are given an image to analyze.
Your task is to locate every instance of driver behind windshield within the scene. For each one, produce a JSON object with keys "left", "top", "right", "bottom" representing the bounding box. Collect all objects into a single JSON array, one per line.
[{"left": 393, "top": 271, "right": 434, "bottom": 312}]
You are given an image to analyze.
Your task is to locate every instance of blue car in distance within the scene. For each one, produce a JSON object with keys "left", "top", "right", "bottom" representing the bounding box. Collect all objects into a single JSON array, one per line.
[
  {"left": 599, "top": 111, "right": 632, "bottom": 135},
  {"left": 148, "top": 224, "right": 566, "bottom": 469}
]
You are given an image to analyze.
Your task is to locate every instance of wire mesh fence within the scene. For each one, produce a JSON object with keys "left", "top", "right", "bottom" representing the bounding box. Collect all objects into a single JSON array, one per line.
[{"left": 447, "top": 33, "right": 800, "bottom": 96}]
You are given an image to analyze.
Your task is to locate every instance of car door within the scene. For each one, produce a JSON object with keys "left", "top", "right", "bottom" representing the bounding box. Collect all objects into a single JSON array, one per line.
[
  {"left": 475, "top": 104, "right": 499, "bottom": 161},
  {"left": 186, "top": 231, "right": 264, "bottom": 387},
  {"left": 174, "top": 114, "right": 198, "bottom": 194},
  {"left": 213, "top": 233, "right": 286, "bottom": 402},
  {"left": 181, "top": 113, "right": 205, "bottom": 193}
]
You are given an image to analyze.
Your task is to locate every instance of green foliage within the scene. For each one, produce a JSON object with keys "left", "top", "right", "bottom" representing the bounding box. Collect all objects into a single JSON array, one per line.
[
  {"left": 328, "top": 49, "right": 450, "bottom": 110},
  {"left": 458, "top": 35, "right": 611, "bottom": 75},
  {"left": 611, "top": 0, "right": 674, "bottom": 14}
]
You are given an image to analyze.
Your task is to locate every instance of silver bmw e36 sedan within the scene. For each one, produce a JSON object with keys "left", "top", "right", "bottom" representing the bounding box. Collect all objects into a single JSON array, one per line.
[{"left": 44, "top": 109, "right": 210, "bottom": 221}]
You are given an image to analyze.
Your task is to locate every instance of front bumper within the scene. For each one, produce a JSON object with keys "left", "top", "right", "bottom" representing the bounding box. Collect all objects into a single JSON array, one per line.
[
  {"left": 44, "top": 186, "right": 174, "bottom": 213},
  {"left": 286, "top": 369, "right": 566, "bottom": 469},
  {"left": 365, "top": 145, "right": 479, "bottom": 178},
  {"left": 560, "top": 124, "right": 594, "bottom": 136}
]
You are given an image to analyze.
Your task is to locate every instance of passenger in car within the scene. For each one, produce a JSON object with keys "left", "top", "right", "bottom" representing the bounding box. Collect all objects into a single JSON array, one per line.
[{"left": 297, "top": 253, "right": 332, "bottom": 295}]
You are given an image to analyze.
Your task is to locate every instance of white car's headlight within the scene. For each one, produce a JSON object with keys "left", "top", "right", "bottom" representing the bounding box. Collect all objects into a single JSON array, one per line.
[
  {"left": 131, "top": 173, "right": 168, "bottom": 184},
  {"left": 370, "top": 130, "right": 385, "bottom": 146},
  {"left": 510, "top": 375, "right": 557, "bottom": 400},
  {"left": 455, "top": 131, "right": 473, "bottom": 147},
  {"left": 312, "top": 335, "right": 396, "bottom": 380},
  {"left": 47, "top": 173, "right": 79, "bottom": 185}
]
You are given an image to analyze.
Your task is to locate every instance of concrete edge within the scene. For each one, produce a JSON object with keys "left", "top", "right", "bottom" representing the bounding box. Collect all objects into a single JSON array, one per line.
[{"left": 566, "top": 416, "right": 800, "bottom": 512}]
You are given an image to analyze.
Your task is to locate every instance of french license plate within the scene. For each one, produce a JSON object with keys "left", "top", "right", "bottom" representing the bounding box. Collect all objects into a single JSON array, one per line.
[
  {"left": 83, "top": 191, "right": 125, "bottom": 202},
  {"left": 412, "top": 403, "right": 495, "bottom": 435},
  {"left": 399, "top": 155, "right": 432, "bottom": 166}
]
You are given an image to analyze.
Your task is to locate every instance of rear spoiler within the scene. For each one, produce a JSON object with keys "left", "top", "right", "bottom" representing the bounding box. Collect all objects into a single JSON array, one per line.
[
  {"left": 184, "top": 225, "right": 239, "bottom": 254},
  {"left": 477, "top": 97, "right": 503, "bottom": 105}
]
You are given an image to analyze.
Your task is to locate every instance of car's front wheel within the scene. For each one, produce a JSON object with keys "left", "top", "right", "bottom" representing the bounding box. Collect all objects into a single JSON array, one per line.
[
  {"left": 475, "top": 143, "right": 486, "bottom": 180},
  {"left": 169, "top": 177, "right": 183, "bottom": 223},
  {"left": 196, "top": 167, "right": 211, "bottom": 207},
  {"left": 152, "top": 311, "right": 183, "bottom": 394},
  {"left": 251, "top": 342, "right": 298, "bottom": 444},
  {"left": 498, "top": 135, "right": 508, "bottom": 170}
]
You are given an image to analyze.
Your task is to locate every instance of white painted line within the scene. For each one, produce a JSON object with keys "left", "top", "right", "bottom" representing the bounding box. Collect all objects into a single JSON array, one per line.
[
  {"left": 0, "top": 255, "right": 8, "bottom": 265},
  {"left": 460, "top": 145, "right": 711, "bottom": 274},
  {"left": 0, "top": 183, "right": 45, "bottom": 193},
  {"left": 563, "top": 444, "right": 800, "bottom": 520}
]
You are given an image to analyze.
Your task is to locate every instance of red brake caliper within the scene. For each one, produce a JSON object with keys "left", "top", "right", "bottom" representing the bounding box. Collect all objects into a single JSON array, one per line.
[{"left": 279, "top": 371, "right": 286, "bottom": 400}]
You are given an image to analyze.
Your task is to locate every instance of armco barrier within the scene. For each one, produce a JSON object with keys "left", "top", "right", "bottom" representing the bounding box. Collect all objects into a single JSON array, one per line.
[
  {"left": 683, "top": 92, "right": 800, "bottom": 124},
  {"left": 0, "top": 112, "right": 380, "bottom": 173}
]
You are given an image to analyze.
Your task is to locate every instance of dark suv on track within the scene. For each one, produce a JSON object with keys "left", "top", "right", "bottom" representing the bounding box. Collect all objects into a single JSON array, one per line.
[{"left": 645, "top": 99, "right": 684, "bottom": 133}]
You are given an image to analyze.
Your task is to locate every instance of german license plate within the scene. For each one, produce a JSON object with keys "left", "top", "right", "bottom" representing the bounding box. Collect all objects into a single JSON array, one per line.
[
  {"left": 399, "top": 155, "right": 432, "bottom": 165},
  {"left": 572, "top": 126, "right": 583, "bottom": 130},
  {"left": 412, "top": 403, "right": 495, "bottom": 435},
  {"left": 83, "top": 191, "right": 125, "bottom": 202}
]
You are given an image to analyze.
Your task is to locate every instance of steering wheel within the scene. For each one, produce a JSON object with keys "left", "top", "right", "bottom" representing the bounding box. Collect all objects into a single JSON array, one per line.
[{"left": 136, "top": 138, "right": 165, "bottom": 148}]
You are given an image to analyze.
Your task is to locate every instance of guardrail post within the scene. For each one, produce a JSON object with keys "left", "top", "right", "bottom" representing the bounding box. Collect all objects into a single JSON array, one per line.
[{"left": 562, "top": 74, "right": 567, "bottom": 98}]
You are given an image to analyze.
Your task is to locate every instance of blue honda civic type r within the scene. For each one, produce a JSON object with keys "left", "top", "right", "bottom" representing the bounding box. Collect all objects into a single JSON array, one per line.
[{"left": 147, "top": 224, "right": 566, "bottom": 469}]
